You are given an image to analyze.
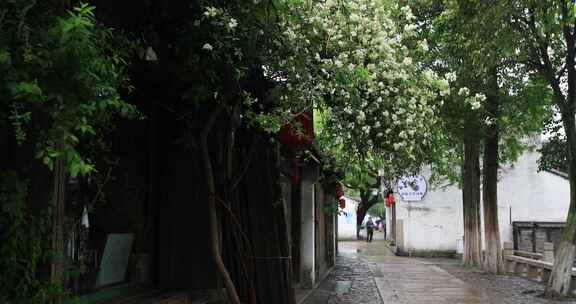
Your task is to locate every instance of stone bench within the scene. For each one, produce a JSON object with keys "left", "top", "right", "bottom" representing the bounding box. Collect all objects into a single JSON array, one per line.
[
  {"left": 513, "top": 250, "right": 543, "bottom": 260},
  {"left": 504, "top": 255, "right": 555, "bottom": 282},
  {"left": 503, "top": 241, "right": 576, "bottom": 294}
]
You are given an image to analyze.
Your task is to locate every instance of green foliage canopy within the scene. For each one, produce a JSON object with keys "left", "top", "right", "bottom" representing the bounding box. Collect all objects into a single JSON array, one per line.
[{"left": 0, "top": 1, "right": 138, "bottom": 177}]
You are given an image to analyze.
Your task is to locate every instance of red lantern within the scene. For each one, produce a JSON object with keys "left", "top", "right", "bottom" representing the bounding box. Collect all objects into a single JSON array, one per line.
[
  {"left": 278, "top": 112, "right": 314, "bottom": 148},
  {"left": 385, "top": 193, "right": 395, "bottom": 207}
]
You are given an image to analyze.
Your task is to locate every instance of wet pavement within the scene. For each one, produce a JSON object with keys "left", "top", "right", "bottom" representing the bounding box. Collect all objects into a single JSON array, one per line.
[
  {"left": 302, "top": 241, "right": 576, "bottom": 304},
  {"left": 302, "top": 241, "right": 387, "bottom": 304},
  {"left": 437, "top": 263, "right": 576, "bottom": 304}
]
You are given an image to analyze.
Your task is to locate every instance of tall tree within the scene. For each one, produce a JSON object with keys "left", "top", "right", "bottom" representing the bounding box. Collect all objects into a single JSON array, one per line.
[
  {"left": 191, "top": 0, "right": 452, "bottom": 300},
  {"left": 413, "top": 0, "right": 494, "bottom": 269},
  {"left": 501, "top": 0, "right": 576, "bottom": 296},
  {"left": 482, "top": 68, "right": 503, "bottom": 273},
  {"left": 462, "top": 135, "right": 482, "bottom": 267},
  {"left": 413, "top": 0, "right": 552, "bottom": 271}
]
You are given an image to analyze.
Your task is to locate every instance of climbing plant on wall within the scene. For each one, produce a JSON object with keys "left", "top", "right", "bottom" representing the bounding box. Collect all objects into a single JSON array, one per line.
[
  {"left": 0, "top": 1, "right": 138, "bottom": 175},
  {"left": 0, "top": 172, "right": 63, "bottom": 303},
  {"left": 0, "top": 1, "right": 138, "bottom": 302}
]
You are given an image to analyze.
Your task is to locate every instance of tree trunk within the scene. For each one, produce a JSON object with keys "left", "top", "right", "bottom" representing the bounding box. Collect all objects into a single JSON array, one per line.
[
  {"left": 356, "top": 191, "right": 379, "bottom": 240},
  {"left": 200, "top": 107, "right": 241, "bottom": 304},
  {"left": 50, "top": 144, "right": 66, "bottom": 304},
  {"left": 482, "top": 70, "right": 503, "bottom": 274},
  {"left": 546, "top": 110, "right": 576, "bottom": 296},
  {"left": 462, "top": 137, "right": 482, "bottom": 268},
  {"left": 356, "top": 190, "right": 368, "bottom": 240},
  {"left": 356, "top": 207, "right": 366, "bottom": 240}
]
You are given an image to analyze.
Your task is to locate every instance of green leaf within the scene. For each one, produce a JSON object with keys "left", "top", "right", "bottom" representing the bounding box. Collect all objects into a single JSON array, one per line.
[
  {"left": 69, "top": 162, "right": 80, "bottom": 178},
  {"left": 355, "top": 67, "right": 370, "bottom": 81},
  {"left": 42, "top": 157, "right": 54, "bottom": 171},
  {"left": 0, "top": 51, "right": 11, "bottom": 69},
  {"left": 9, "top": 81, "right": 42, "bottom": 99}
]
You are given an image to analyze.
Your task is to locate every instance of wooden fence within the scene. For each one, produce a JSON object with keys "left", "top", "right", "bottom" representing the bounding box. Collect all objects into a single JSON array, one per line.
[{"left": 512, "top": 222, "right": 565, "bottom": 253}]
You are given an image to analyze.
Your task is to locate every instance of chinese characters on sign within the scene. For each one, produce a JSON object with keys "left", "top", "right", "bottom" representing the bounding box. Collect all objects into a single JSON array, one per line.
[{"left": 396, "top": 175, "right": 427, "bottom": 201}]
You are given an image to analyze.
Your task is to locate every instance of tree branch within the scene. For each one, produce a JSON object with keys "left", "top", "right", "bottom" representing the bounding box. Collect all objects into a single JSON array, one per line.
[
  {"left": 561, "top": 1, "right": 576, "bottom": 109},
  {"left": 230, "top": 135, "right": 260, "bottom": 191},
  {"left": 527, "top": 7, "right": 567, "bottom": 108}
]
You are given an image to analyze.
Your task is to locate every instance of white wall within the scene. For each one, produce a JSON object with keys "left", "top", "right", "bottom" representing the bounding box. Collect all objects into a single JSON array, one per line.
[
  {"left": 337, "top": 197, "right": 359, "bottom": 240},
  {"left": 496, "top": 151, "right": 570, "bottom": 242},
  {"left": 397, "top": 150, "right": 570, "bottom": 252},
  {"left": 396, "top": 181, "right": 464, "bottom": 252}
]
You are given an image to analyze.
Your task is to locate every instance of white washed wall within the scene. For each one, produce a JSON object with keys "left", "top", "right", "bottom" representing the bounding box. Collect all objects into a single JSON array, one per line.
[
  {"left": 396, "top": 150, "right": 570, "bottom": 252},
  {"left": 337, "top": 197, "right": 359, "bottom": 240},
  {"left": 396, "top": 182, "right": 464, "bottom": 252},
  {"left": 496, "top": 151, "right": 570, "bottom": 242}
]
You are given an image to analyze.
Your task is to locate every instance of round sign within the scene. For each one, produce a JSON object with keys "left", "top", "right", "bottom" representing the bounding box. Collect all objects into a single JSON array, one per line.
[{"left": 396, "top": 175, "right": 427, "bottom": 201}]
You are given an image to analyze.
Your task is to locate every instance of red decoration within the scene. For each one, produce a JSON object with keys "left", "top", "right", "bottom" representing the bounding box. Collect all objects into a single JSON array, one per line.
[
  {"left": 335, "top": 183, "right": 345, "bottom": 209},
  {"left": 335, "top": 184, "right": 344, "bottom": 198},
  {"left": 291, "top": 157, "right": 300, "bottom": 185},
  {"left": 339, "top": 198, "right": 346, "bottom": 209},
  {"left": 385, "top": 193, "right": 395, "bottom": 207},
  {"left": 278, "top": 112, "right": 314, "bottom": 148}
]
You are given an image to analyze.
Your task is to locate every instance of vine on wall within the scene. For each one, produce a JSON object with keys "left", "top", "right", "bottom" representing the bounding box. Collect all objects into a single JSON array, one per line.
[
  {"left": 0, "top": 1, "right": 139, "bottom": 302},
  {"left": 0, "top": 171, "right": 63, "bottom": 303}
]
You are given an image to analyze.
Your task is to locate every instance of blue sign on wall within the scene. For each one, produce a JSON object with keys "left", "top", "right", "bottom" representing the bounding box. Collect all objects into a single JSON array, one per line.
[{"left": 345, "top": 212, "right": 354, "bottom": 224}]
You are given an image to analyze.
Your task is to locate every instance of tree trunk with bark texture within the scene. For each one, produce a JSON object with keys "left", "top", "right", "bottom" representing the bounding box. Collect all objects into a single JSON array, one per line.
[
  {"left": 212, "top": 116, "right": 295, "bottom": 304},
  {"left": 50, "top": 144, "right": 66, "bottom": 304},
  {"left": 462, "top": 138, "right": 482, "bottom": 268},
  {"left": 243, "top": 143, "right": 296, "bottom": 304},
  {"left": 537, "top": 2, "right": 576, "bottom": 295},
  {"left": 356, "top": 190, "right": 367, "bottom": 240},
  {"left": 546, "top": 111, "right": 576, "bottom": 296},
  {"left": 482, "top": 70, "right": 503, "bottom": 274},
  {"left": 200, "top": 107, "right": 241, "bottom": 304}
]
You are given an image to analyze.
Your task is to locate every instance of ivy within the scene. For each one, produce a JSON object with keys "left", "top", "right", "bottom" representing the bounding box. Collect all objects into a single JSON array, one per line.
[{"left": 0, "top": 172, "right": 63, "bottom": 303}]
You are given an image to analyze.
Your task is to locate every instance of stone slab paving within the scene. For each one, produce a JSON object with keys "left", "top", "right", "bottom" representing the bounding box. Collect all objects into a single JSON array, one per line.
[
  {"left": 302, "top": 241, "right": 387, "bottom": 304},
  {"left": 302, "top": 241, "right": 576, "bottom": 304},
  {"left": 370, "top": 257, "right": 488, "bottom": 304},
  {"left": 437, "top": 262, "right": 576, "bottom": 304},
  {"left": 302, "top": 255, "right": 383, "bottom": 304}
]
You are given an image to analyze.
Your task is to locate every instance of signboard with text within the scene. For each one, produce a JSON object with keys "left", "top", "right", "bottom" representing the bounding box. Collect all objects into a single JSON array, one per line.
[{"left": 396, "top": 175, "right": 427, "bottom": 201}]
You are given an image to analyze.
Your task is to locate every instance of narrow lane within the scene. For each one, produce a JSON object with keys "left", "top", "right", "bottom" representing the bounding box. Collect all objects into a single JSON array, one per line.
[
  {"left": 302, "top": 241, "right": 388, "bottom": 304},
  {"left": 370, "top": 256, "right": 487, "bottom": 304},
  {"left": 303, "top": 240, "right": 576, "bottom": 303}
]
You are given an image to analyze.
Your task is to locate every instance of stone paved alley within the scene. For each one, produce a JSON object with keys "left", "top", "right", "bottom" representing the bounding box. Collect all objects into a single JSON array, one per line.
[{"left": 302, "top": 241, "right": 576, "bottom": 304}]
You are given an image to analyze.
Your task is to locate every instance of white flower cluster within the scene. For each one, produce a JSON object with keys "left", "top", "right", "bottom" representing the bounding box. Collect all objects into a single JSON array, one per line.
[
  {"left": 269, "top": 0, "right": 447, "bottom": 163},
  {"left": 457, "top": 86, "right": 486, "bottom": 111},
  {"left": 458, "top": 87, "right": 470, "bottom": 96},
  {"left": 199, "top": 7, "right": 241, "bottom": 53},
  {"left": 444, "top": 72, "right": 457, "bottom": 82},
  {"left": 196, "top": 1, "right": 449, "bottom": 169},
  {"left": 470, "top": 93, "right": 486, "bottom": 110}
]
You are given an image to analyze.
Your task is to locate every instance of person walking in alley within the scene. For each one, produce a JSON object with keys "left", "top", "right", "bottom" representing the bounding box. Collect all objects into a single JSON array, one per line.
[{"left": 366, "top": 217, "right": 374, "bottom": 242}]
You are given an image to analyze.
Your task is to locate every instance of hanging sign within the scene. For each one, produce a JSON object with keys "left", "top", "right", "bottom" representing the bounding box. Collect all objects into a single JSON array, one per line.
[{"left": 396, "top": 175, "right": 427, "bottom": 201}]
